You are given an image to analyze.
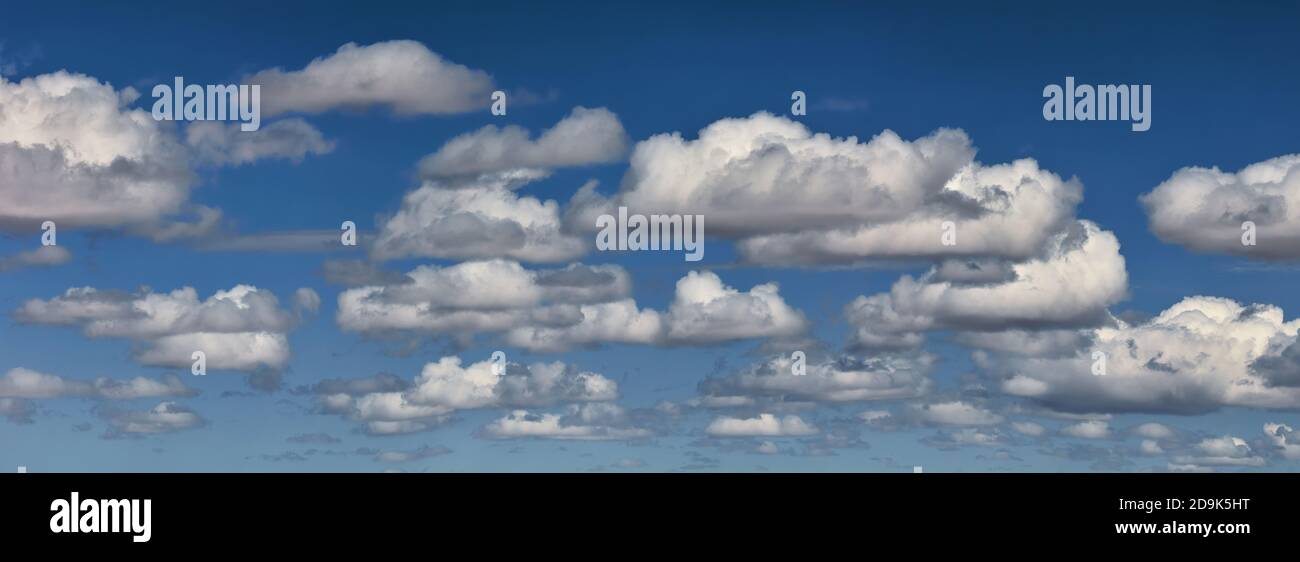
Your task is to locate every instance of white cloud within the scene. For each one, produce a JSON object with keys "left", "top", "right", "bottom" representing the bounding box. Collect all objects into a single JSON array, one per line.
[
  {"left": 1172, "top": 436, "right": 1265, "bottom": 468},
  {"left": 985, "top": 295, "right": 1300, "bottom": 414},
  {"left": 338, "top": 261, "right": 804, "bottom": 351},
  {"left": 416, "top": 106, "right": 628, "bottom": 179},
  {"left": 911, "top": 401, "right": 1004, "bottom": 426},
  {"left": 846, "top": 221, "right": 1127, "bottom": 348},
  {"left": 247, "top": 40, "right": 494, "bottom": 117},
  {"left": 1061, "top": 420, "right": 1111, "bottom": 439},
  {"left": 565, "top": 112, "right": 1081, "bottom": 266},
  {"left": 337, "top": 259, "right": 630, "bottom": 335},
  {"left": 1010, "top": 421, "right": 1046, "bottom": 436},
  {"left": 17, "top": 284, "right": 316, "bottom": 379},
  {"left": 185, "top": 118, "right": 334, "bottom": 166},
  {"left": 316, "top": 356, "right": 619, "bottom": 435},
  {"left": 370, "top": 173, "right": 587, "bottom": 263},
  {"left": 0, "top": 71, "right": 192, "bottom": 232},
  {"left": 372, "top": 108, "right": 629, "bottom": 263},
  {"left": 698, "top": 353, "right": 933, "bottom": 404},
  {"left": 1133, "top": 422, "right": 1175, "bottom": 440},
  {"left": 662, "top": 271, "right": 807, "bottom": 343},
  {"left": 374, "top": 445, "right": 451, "bottom": 463},
  {"left": 98, "top": 401, "right": 205, "bottom": 435},
  {"left": 0, "top": 69, "right": 340, "bottom": 244},
  {"left": 1264, "top": 423, "right": 1300, "bottom": 460},
  {"left": 705, "top": 413, "right": 819, "bottom": 437},
  {"left": 0, "top": 398, "right": 33, "bottom": 423},
  {"left": 0, "top": 367, "right": 193, "bottom": 400},
  {"left": 1141, "top": 154, "right": 1300, "bottom": 258},
  {"left": 483, "top": 403, "right": 650, "bottom": 440},
  {"left": 1140, "top": 440, "right": 1165, "bottom": 455},
  {"left": 926, "top": 427, "right": 1004, "bottom": 448},
  {"left": 0, "top": 246, "right": 71, "bottom": 272}
]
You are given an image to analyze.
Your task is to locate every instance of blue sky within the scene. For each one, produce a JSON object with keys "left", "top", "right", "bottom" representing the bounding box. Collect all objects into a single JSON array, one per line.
[{"left": 2, "top": 0, "right": 1300, "bottom": 472}]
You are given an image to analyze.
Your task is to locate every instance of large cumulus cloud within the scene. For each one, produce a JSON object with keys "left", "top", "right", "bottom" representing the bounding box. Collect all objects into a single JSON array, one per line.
[
  {"left": 17, "top": 284, "right": 318, "bottom": 386},
  {"left": 1141, "top": 154, "right": 1300, "bottom": 259},
  {"left": 845, "top": 221, "right": 1127, "bottom": 348},
  {"left": 979, "top": 295, "right": 1300, "bottom": 414},
  {"left": 337, "top": 260, "right": 805, "bottom": 351},
  {"left": 565, "top": 112, "right": 1082, "bottom": 266}
]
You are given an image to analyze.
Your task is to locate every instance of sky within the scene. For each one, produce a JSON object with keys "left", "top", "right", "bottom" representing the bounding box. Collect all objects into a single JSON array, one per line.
[{"left": 2, "top": 0, "right": 1300, "bottom": 472}]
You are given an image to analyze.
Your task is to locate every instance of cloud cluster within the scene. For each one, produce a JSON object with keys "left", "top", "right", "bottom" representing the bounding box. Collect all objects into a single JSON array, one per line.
[
  {"left": 705, "top": 413, "right": 819, "bottom": 437},
  {"left": 314, "top": 356, "right": 619, "bottom": 435},
  {"left": 1141, "top": 154, "right": 1300, "bottom": 258},
  {"left": 564, "top": 112, "right": 1082, "bottom": 266},
  {"left": 0, "top": 367, "right": 195, "bottom": 426},
  {"left": 911, "top": 401, "right": 1004, "bottom": 426},
  {"left": 0, "top": 367, "right": 193, "bottom": 400},
  {"left": 97, "top": 401, "right": 205, "bottom": 435},
  {"left": 338, "top": 260, "right": 805, "bottom": 351},
  {"left": 372, "top": 108, "right": 628, "bottom": 262},
  {"left": 0, "top": 71, "right": 192, "bottom": 233},
  {"left": 697, "top": 353, "right": 933, "bottom": 405},
  {"left": 0, "top": 68, "right": 335, "bottom": 247},
  {"left": 846, "top": 221, "right": 1127, "bottom": 348},
  {"left": 370, "top": 172, "right": 588, "bottom": 262},
  {"left": 981, "top": 295, "right": 1300, "bottom": 414},
  {"left": 17, "top": 285, "right": 318, "bottom": 381},
  {"left": 1169, "top": 436, "right": 1265, "bottom": 470},
  {"left": 483, "top": 403, "right": 650, "bottom": 440}
]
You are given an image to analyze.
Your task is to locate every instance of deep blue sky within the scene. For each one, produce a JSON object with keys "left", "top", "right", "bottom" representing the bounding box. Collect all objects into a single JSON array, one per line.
[{"left": 1, "top": 0, "right": 1299, "bottom": 472}]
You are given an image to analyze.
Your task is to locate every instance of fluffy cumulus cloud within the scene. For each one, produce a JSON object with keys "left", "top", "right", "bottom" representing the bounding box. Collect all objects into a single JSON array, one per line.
[
  {"left": 662, "top": 271, "right": 807, "bottom": 343},
  {"left": 1132, "top": 422, "right": 1175, "bottom": 440},
  {"left": 337, "top": 261, "right": 804, "bottom": 351},
  {"left": 0, "top": 71, "right": 192, "bottom": 233},
  {"left": 1169, "top": 436, "right": 1265, "bottom": 470},
  {"left": 911, "top": 401, "right": 1004, "bottom": 426},
  {"left": 0, "top": 368, "right": 195, "bottom": 426},
  {"left": 1010, "top": 421, "right": 1046, "bottom": 437},
  {"left": 981, "top": 295, "right": 1300, "bottom": 414},
  {"left": 698, "top": 353, "right": 933, "bottom": 405},
  {"left": 846, "top": 221, "right": 1127, "bottom": 348},
  {"left": 1141, "top": 154, "right": 1300, "bottom": 259},
  {"left": 482, "top": 403, "right": 650, "bottom": 440},
  {"left": 16, "top": 285, "right": 318, "bottom": 383},
  {"left": 416, "top": 106, "right": 628, "bottom": 179},
  {"left": 315, "top": 355, "right": 619, "bottom": 435},
  {"left": 1060, "top": 420, "right": 1111, "bottom": 439},
  {"left": 565, "top": 112, "right": 1082, "bottom": 266},
  {"left": 372, "top": 108, "right": 629, "bottom": 263},
  {"left": 1263, "top": 423, "right": 1300, "bottom": 460},
  {"left": 705, "top": 413, "right": 819, "bottom": 437},
  {"left": 0, "top": 368, "right": 193, "bottom": 400},
  {"left": 97, "top": 401, "right": 205, "bottom": 435},
  {"left": 247, "top": 40, "right": 495, "bottom": 117},
  {"left": 0, "top": 68, "right": 334, "bottom": 247},
  {"left": 371, "top": 171, "right": 588, "bottom": 262}
]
